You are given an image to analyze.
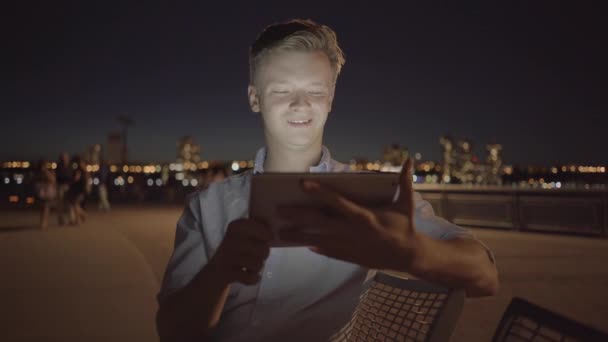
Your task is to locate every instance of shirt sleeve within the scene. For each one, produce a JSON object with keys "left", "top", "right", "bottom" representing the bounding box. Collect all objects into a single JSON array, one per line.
[
  {"left": 413, "top": 192, "right": 496, "bottom": 264},
  {"left": 413, "top": 192, "right": 469, "bottom": 240},
  {"left": 157, "top": 193, "right": 210, "bottom": 303}
]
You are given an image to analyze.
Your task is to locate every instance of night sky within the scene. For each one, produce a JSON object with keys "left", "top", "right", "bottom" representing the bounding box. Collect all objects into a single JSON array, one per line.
[{"left": 3, "top": 2, "right": 607, "bottom": 165}]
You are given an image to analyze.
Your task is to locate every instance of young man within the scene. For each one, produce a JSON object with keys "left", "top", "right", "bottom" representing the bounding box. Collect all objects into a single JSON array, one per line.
[{"left": 156, "top": 19, "right": 498, "bottom": 341}]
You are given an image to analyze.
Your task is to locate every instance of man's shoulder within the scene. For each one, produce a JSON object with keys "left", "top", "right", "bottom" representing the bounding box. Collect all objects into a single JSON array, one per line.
[
  {"left": 213, "top": 170, "right": 253, "bottom": 194},
  {"left": 186, "top": 171, "right": 252, "bottom": 205}
]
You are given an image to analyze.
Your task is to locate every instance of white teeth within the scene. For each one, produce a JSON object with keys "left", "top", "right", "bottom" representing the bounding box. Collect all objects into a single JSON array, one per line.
[{"left": 289, "top": 119, "right": 311, "bottom": 124}]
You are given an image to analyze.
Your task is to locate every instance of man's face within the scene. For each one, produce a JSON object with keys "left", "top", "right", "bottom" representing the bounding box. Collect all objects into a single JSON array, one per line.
[{"left": 248, "top": 50, "right": 335, "bottom": 151}]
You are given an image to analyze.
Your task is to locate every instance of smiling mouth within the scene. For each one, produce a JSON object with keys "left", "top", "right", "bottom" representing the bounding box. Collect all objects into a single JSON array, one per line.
[{"left": 287, "top": 118, "right": 313, "bottom": 126}]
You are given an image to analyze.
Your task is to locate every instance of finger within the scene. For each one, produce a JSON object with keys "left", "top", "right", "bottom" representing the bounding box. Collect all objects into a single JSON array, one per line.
[
  {"left": 239, "top": 245, "right": 270, "bottom": 262},
  {"left": 234, "top": 258, "right": 265, "bottom": 273},
  {"left": 227, "top": 218, "right": 273, "bottom": 242},
  {"left": 301, "top": 181, "right": 377, "bottom": 225},
  {"left": 243, "top": 218, "right": 274, "bottom": 242},
  {"left": 228, "top": 239, "right": 270, "bottom": 260},
  {"left": 234, "top": 270, "right": 262, "bottom": 285},
  {"left": 393, "top": 158, "right": 414, "bottom": 220}
]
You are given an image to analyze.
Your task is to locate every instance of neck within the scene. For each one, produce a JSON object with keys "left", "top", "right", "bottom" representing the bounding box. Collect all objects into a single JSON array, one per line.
[{"left": 263, "top": 143, "right": 323, "bottom": 172}]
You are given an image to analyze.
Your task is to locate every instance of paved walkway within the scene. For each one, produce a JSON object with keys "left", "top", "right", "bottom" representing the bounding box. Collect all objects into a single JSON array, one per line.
[{"left": 1, "top": 207, "right": 607, "bottom": 341}]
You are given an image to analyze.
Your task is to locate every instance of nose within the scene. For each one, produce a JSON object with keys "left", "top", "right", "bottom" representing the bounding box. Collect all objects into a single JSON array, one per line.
[{"left": 289, "top": 91, "right": 311, "bottom": 112}]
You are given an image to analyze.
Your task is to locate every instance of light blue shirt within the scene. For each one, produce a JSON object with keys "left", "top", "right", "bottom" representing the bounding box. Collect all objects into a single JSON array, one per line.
[{"left": 159, "top": 146, "right": 489, "bottom": 341}]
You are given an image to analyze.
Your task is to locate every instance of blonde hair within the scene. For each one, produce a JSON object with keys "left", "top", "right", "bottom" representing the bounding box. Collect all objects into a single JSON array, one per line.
[{"left": 249, "top": 19, "right": 345, "bottom": 86}]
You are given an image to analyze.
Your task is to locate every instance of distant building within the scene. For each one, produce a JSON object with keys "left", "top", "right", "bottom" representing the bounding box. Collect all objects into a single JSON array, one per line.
[
  {"left": 485, "top": 143, "right": 503, "bottom": 185},
  {"left": 439, "top": 136, "right": 505, "bottom": 185},
  {"left": 439, "top": 136, "right": 456, "bottom": 183},
  {"left": 83, "top": 144, "right": 102, "bottom": 165},
  {"left": 107, "top": 133, "right": 124, "bottom": 164},
  {"left": 176, "top": 136, "right": 201, "bottom": 182},
  {"left": 177, "top": 136, "right": 201, "bottom": 164},
  {"left": 383, "top": 143, "right": 409, "bottom": 166},
  {"left": 455, "top": 139, "right": 475, "bottom": 184}
]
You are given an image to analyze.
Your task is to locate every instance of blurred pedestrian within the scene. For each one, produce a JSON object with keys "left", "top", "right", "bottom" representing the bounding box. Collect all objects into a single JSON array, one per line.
[
  {"left": 166, "top": 174, "right": 177, "bottom": 203},
  {"left": 33, "top": 160, "right": 56, "bottom": 229},
  {"left": 97, "top": 160, "right": 111, "bottom": 211},
  {"left": 55, "top": 152, "right": 72, "bottom": 225},
  {"left": 67, "top": 155, "right": 90, "bottom": 225}
]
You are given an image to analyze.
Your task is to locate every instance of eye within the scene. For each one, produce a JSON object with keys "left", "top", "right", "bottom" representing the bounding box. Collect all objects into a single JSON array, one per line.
[
  {"left": 272, "top": 89, "right": 290, "bottom": 94},
  {"left": 308, "top": 90, "right": 326, "bottom": 96}
]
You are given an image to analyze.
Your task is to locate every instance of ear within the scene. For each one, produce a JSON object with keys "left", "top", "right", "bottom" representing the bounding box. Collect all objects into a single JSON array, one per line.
[{"left": 248, "top": 85, "right": 261, "bottom": 113}]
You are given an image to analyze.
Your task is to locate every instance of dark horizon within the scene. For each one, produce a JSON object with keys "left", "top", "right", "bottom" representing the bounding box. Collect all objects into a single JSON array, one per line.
[{"left": 4, "top": 2, "right": 607, "bottom": 165}]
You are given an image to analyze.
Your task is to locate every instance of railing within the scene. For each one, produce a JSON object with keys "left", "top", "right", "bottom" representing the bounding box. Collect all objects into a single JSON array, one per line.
[
  {"left": 3, "top": 178, "right": 607, "bottom": 237},
  {"left": 414, "top": 185, "right": 608, "bottom": 237}
]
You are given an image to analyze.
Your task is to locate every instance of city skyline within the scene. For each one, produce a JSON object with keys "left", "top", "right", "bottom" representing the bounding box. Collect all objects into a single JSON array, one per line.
[
  {"left": 0, "top": 130, "right": 602, "bottom": 168},
  {"left": 4, "top": 2, "right": 607, "bottom": 165}
]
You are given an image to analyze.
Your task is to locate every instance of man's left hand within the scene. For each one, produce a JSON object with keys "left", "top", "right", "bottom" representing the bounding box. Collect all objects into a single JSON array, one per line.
[{"left": 279, "top": 159, "right": 420, "bottom": 271}]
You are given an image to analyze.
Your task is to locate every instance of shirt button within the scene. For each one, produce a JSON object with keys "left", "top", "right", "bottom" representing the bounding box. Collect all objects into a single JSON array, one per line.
[{"left": 266, "top": 272, "right": 273, "bottom": 278}]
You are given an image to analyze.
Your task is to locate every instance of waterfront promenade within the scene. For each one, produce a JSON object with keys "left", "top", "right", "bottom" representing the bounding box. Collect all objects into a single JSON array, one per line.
[{"left": 1, "top": 206, "right": 607, "bottom": 341}]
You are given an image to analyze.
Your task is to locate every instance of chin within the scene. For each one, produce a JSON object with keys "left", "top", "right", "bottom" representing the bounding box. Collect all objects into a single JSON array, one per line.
[
  {"left": 286, "top": 140, "right": 314, "bottom": 149},
  {"left": 280, "top": 132, "right": 310, "bottom": 143},
  {"left": 282, "top": 136, "right": 318, "bottom": 149}
]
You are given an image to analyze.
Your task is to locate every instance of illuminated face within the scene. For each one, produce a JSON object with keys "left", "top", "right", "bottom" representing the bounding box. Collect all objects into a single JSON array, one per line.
[{"left": 248, "top": 50, "right": 335, "bottom": 151}]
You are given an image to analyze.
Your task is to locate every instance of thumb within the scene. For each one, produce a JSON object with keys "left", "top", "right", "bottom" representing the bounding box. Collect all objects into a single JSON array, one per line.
[{"left": 394, "top": 158, "right": 414, "bottom": 218}]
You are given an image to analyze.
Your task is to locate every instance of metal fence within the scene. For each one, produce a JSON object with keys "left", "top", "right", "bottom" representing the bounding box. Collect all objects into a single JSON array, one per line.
[{"left": 415, "top": 185, "right": 608, "bottom": 237}]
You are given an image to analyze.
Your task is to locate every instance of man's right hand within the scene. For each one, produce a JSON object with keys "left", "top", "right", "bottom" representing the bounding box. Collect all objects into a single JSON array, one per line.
[
  {"left": 207, "top": 218, "right": 273, "bottom": 285},
  {"left": 157, "top": 218, "right": 272, "bottom": 340}
]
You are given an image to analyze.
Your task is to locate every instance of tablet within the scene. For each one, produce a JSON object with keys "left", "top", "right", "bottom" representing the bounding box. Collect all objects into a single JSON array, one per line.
[{"left": 249, "top": 172, "right": 400, "bottom": 247}]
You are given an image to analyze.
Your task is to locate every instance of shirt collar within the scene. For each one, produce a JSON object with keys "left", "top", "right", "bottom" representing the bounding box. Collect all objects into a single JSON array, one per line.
[{"left": 253, "top": 146, "right": 332, "bottom": 174}]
